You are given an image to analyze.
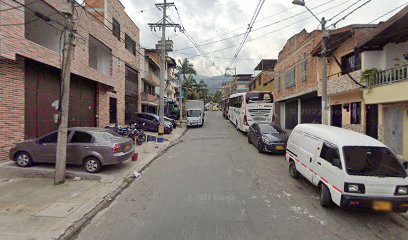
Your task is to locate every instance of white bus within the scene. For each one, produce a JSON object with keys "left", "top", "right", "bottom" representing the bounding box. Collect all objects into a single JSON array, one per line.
[{"left": 228, "top": 91, "right": 274, "bottom": 132}]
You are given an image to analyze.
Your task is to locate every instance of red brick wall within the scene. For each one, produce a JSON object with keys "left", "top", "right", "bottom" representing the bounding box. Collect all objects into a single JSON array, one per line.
[
  {"left": 273, "top": 30, "right": 321, "bottom": 101},
  {"left": 0, "top": 0, "right": 141, "bottom": 161},
  {"left": 0, "top": 57, "right": 25, "bottom": 161}
]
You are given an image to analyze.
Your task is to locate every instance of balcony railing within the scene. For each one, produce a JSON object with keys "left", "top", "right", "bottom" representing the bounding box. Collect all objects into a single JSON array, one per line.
[
  {"left": 141, "top": 92, "right": 158, "bottom": 103},
  {"left": 371, "top": 64, "right": 408, "bottom": 86}
]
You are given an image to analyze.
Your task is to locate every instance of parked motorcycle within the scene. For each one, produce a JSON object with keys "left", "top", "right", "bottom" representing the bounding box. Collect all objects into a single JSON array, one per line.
[{"left": 105, "top": 123, "right": 146, "bottom": 145}]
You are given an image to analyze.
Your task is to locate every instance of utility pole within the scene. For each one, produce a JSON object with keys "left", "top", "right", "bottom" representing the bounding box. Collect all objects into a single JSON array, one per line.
[
  {"left": 321, "top": 17, "right": 329, "bottom": 125},
  {"left": 55, "top": 0, "right": 76, "bottom": 185},
  {"left": 148, "top": 1, "right": 180, "bottom": 135},
  {"left": 178, "top": 72, "right": 183, "bottom": 122},
  {"left": 292, "top": 0, "right": 329, "bottom": 125}
]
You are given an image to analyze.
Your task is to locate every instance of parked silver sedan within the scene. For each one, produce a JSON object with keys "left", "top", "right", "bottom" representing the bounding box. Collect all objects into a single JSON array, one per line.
[{"left": 9, "top": 127, "right": 135, "bottom": 173}]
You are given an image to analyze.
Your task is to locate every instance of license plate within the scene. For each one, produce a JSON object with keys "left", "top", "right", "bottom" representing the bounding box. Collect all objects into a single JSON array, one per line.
[
  {"left": 373, "top": 201, "right": 392, "bottom": 211},
  {"left": 275, "top": 146, "right": 285, "bottom": 150}
]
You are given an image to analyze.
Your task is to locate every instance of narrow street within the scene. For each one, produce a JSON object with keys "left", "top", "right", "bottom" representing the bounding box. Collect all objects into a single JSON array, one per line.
[{"left": 75, "top": 111, "right": 408, "bottom": 240}]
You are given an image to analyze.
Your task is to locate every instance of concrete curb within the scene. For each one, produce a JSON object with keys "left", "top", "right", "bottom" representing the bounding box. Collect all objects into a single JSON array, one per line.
[{"left": 57, "top": 126, "right": 188, "bottom": 240}]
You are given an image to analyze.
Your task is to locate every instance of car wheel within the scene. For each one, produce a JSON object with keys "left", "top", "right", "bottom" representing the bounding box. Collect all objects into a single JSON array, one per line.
[
  {"left": 248, "top": 136, "right": 251, "bottom": 144},
  {"left": 236, "top": 121, "right": 239, "bottom": 131},
  {"left": 320, "top": 183, "right": 332, "bottom": 207},
  {"left": 14, "top": 152, "right": 33, "bottom": 167},
  {"left": 289, "top": 161, "right": 299, "bottom": 178},
  {"left": 257, "top": 142, "right": 264, "bottom": 153},
  {"left": 83, "top": 157, "right": 102, "bottom": 173}
]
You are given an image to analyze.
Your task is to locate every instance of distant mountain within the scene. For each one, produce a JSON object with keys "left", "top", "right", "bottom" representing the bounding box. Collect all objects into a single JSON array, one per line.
[{"left": 194, "top": 75, "right": 233, "bottom": 93}]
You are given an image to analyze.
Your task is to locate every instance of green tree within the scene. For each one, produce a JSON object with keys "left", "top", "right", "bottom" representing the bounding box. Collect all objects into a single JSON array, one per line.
[
  {"left": 212, "top": 90, "right": 223, "bottom": 103},
  {"left": 177, "top": 58, "right": 197, "bottom": 82}
]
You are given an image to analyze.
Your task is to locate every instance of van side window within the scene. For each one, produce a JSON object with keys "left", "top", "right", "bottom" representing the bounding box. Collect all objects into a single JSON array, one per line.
[{"left": 320, "top": 142, "right": 341, "bottom": 165}]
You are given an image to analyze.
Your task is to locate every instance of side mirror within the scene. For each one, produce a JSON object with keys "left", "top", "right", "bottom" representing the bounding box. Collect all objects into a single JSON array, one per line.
[
  {"left": 332, "top": 158, "right": 342, "bottom": 169},
  {"left": 403, "top": 161, "right": 408, "bottom": 170}
]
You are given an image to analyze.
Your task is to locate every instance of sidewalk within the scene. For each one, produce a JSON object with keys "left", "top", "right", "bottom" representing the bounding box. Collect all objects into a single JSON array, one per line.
[{"left": 0, "top": 125, "right": 187, "bottom": 240}]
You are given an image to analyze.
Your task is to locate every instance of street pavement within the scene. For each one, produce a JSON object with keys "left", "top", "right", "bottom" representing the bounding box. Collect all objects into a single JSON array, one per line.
[{"left": 74, "top": 111, "right": 408, "bottom": 240}]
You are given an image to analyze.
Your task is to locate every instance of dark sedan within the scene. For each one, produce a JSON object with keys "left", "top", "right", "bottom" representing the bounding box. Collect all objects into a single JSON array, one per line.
[
  {"left": 248, "top": 123, "right": 288, "bottom": 153},
  {"left": 134, "top": 112, "right": 173, "bottom": 134},
  {"left": 10, "top": 128, "right": 135, "bottom": 173}
]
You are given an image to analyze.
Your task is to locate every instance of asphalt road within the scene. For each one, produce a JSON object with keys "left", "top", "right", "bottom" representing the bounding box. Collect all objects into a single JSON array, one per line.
[{"left": 75, "top": 111, "right": 408, "bottom": 240}]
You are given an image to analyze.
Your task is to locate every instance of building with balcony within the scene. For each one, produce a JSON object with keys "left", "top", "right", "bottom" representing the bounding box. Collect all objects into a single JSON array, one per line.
[
  {"left": 248, "top": 59, "right": 276, "bottom": 92},
  {"left": 357, "top": 5, "right": 408, "bottom": 159},
  {"left": 310, "top": 24, "right": 377, "bottom": 135},
  {"left": 232, "top": 74, "right": 252, "bottom": 93},
  {"left": 165, "top": 56, "right": 178, "bottom": 101},
  {"left": 140, "top": 49, "right": 160, "bottom": 114},
  {"left": 0, "top": 0, "right": 141, "bottom": 160}
]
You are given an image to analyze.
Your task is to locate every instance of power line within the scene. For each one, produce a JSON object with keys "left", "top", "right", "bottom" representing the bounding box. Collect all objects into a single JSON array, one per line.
[
  {"left": 329, "top": 0, "right": 373, "bottom": 28},
  {"left": 328, "top": 0, "right": 364, "bottom": 22},
  {"left": 229, "top": 0, "right": 266, "bottom": 67},
  {"left": 173, "top": 5, "right": 224, "bottom": 74},
  {"left": 172, "top": 0, "right": 347, "bottom": 52}
]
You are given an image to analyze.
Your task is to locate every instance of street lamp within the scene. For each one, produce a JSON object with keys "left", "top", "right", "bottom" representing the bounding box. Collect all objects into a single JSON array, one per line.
[{"left": 293, "top": 0, "right": 329, "bottom": 125}]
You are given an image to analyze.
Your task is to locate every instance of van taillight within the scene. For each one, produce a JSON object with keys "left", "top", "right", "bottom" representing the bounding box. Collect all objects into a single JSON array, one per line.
[
  {"left": 112, "top": 143, "right": 121, "bottom": 153},
  {"left": 243, "top": 115, "right": 249, "bottom": 126}
]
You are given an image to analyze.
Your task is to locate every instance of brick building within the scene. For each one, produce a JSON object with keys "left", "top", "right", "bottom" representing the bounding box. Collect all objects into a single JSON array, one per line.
[
  {"left": 140, "top": 49, "right": 161, "bottom": 114},
  {"left": 0, "top": 0, "right": 141, "bottom": 161},
  {"left": 273, "top": 29, "right": 322, "bottom": 129},
  {"left": 248, "top": 59, "right": 276, "bottom": 92}
]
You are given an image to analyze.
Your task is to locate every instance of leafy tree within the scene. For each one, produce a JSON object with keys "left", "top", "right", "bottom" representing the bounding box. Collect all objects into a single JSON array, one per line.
[
  {"left": 177, "top": 58, "right": 197, "bottom": 82},
  {"left": 212, "top": 90, "right": 223, "bottom": 103}
]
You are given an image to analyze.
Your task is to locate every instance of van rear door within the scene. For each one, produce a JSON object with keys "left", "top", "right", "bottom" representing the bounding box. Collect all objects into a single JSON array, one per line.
[{"left": 297, "top": 133, "right": 321, "bottom": 183}]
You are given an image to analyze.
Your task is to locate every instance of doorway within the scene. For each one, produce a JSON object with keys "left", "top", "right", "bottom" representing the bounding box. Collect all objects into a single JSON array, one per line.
[
  {"left": 384, "top": 107, "right": 403, "bottom": 155},
  {"left": 331, "top": 104, "right": 342, "bottom": 127},
  {"left": 109, "top": 97, "right": 117, "bottom": 124},
  {"left": 366, "top": 104, "right": 378, "bottom": 139}
]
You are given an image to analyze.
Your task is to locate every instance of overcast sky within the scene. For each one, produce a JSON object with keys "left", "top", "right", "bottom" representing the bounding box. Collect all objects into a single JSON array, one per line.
[{"left": 120, "top": 0, "right": 407, "bottom": 76}]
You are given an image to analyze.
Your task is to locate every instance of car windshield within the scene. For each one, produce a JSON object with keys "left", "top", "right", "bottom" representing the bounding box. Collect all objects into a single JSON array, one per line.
[
  {"left": 259, "top": 124, "right": 285, "bottom": 134},
  {"left": 246, "top": 92, "right": 273, "bottom": 103},
  {"left": 187, "top": 110, "right": 201, "bottom": 117},
  {"left": 343, "top": 146, "right": 407, "bottom": 178}
]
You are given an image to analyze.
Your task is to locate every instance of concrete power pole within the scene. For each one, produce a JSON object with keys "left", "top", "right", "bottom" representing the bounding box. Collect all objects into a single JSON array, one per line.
[
  {"left": 321, "top": 17, "right": 329, "bottom": 125},
  {"left": 178, "top": 73, "right": 183, "bottom": 122},
  {"left": 158, "top": 0, "right": 167, "bottom": 132},
  {"left": 148, "top": 1, "right": 180, "bottom": 134},
  {"left": 55, "top": 0, "right": 76, "bottom": 185}
]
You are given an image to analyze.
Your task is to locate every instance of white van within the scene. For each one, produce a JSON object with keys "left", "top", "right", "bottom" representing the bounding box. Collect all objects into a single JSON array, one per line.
[{"left": 286, "top": 124, "right": 408, "bottom": 212}]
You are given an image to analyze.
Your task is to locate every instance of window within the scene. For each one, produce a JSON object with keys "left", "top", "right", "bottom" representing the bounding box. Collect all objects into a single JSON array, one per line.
[
  {"left": 125, "top": 65, "right": 138, "bottom": 97},
  {"left": 125, "top": 34, "right": 136, "bottom": 55},
  {"left": 259, "top": 124, "right": 285, "bottom": 134},
  {"left": 277, "top": 75, "right": 281, "bottom": 92},
  {"left": 350, "top": 102, "right": 361, "bottom": 124},
  {"left": 41, "top": 132, "right": 58, "bottom": 143},
  {"left": 144, "top": 81, "right": 155, "bottom": 95},
  {"left": 285, "top": 68, "right": 296, "bottom": 88},
  {"left": 341, "top": 52, "right": 361, "bottom": 74},
  {"left": 246, "top": 92, "right": 273, "bottom": 103},
  {"left": 71, "top": 131, "right": 93, "bottom": 143},
  {"left": 229, "top": 96, "right": 243, "bottom": 108},
  {"left": 320, "top": 142, "right": 340, "bottom": 165},
  {"left": 343, "top": 146, "right": 406, "bottom": 177},
  {"left": 145, "top": 115, "right": 158, "bottom": 122},
  {"left": 301, "top": 61, "right": 307, "bottom": 82},
  {"left": 112, "top": 18, "right": 121, "bottom": 40},
  {"left": 40, "top": 131, "right": 71, "bottom": 143}
]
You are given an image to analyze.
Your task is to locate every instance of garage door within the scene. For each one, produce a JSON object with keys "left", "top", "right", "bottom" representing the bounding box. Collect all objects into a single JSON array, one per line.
[
  {"left": 25, "top": 60, "right": 96, "bottom": 139},
  {"left": 301, "top": 97, "right": 321, "bottom": 124}
]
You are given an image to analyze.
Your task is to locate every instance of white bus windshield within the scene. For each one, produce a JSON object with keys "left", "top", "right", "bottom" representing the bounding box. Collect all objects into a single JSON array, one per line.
[{"left": 246, "top": 92, "right": 273, "bottom": 104}]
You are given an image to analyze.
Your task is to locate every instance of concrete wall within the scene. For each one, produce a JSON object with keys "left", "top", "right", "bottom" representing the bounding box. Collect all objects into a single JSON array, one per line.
[{"left": 362, "top": 41, "right": 408, "bottom": 70}]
